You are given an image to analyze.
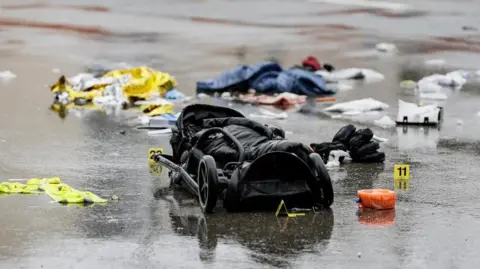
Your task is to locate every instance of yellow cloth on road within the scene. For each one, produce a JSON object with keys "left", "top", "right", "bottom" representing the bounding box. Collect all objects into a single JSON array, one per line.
[
  {"left": 0, "top": 177, "right": 107, "bottom": 204},
  {"left": 103, "top": 66, "right": 177, "bottom": 99},
  {"left": 140, "top": 103, "right": 175, "bottom": 117}
]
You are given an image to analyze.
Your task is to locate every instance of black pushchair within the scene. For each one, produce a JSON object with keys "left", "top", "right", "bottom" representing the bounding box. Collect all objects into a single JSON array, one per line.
[{"left": 151, "top": 104, "right": 334, "bottom": 213}]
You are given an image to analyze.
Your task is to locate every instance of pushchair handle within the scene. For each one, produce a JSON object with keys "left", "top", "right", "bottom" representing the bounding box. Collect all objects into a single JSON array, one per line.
[{"left": 194, "top": 127, "right": 245, "bottom": 162}]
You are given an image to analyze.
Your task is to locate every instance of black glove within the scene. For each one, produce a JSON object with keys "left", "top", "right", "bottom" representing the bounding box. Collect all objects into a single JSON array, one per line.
[
  {"left": 332, "top": 124, "right": 357, "bottom": 147},
  {"left": 348, "top": 128, "right": 374, "bottom": 152},
  {"left": 310, "top": 141, "right": 347, "bottom": 163}
]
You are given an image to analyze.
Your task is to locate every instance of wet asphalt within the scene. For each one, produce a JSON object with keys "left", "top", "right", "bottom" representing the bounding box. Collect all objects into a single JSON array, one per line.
[{"left": 1, "top": 0, "right": 480, "bottom": 268}]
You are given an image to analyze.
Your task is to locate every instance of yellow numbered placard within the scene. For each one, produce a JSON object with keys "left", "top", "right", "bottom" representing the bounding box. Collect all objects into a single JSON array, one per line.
[
  {"left": 148, "top": 148, "right": 164, "bottom": 176},
  {"left": 148, "top": 148, "right": 164, "bottom": 165},
  {"left": 275, "top": 199, "right": 305, "bottom": 218},
  {"left": 394, "top": 164, "right": 410, "bottom": 180}
]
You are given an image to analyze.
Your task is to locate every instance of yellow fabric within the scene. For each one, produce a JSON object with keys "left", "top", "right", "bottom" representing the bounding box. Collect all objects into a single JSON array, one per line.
[
  {"left": 140, "top": 103, "right": 174, "bottom": 116},
  {"left": 103, "top": 66, "right": 177, "bottom": 99},
  {"left": 0, "top": 177, "right": 107, "bottom": 204},
  {"left": 51, "top": 76, "right": 103, "bottom": 101}
]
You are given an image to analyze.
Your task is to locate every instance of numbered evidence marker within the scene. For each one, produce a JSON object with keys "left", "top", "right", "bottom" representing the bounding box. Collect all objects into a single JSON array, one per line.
[
  {"left": 394, "top": 164, "right": 410, "bottom": 191},
  {"left": 275, "top": 199, "right": 305, "bottom": 218},
  {"left": 148, "top": 148, "right": 164, "bottom": 176}
]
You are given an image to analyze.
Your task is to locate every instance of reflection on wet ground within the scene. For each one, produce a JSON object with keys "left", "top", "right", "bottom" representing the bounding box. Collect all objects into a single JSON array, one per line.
[{"left": 1, "top": 0, "right": 480, "bottom": 268}]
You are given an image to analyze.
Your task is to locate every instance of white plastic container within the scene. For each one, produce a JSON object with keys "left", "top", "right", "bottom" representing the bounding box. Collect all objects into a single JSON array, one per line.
[{"left": 396, "top": 100, "right": 442, "bottom": 126}]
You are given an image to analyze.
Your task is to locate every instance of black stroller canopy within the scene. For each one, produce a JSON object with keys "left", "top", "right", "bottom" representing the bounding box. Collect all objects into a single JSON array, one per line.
[{"left": 176, "top": 104, "right": 245, "bottom": 135}]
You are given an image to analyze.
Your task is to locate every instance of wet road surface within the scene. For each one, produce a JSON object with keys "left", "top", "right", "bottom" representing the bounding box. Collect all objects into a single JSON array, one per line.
[{"left": 1, "top": 0, "right": 480, "bottom": 268}]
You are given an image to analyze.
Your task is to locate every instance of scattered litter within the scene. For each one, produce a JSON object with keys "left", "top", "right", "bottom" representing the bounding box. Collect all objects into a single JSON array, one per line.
[
  {"left": 456, "top": 119, "right": 463, "bottom": 126},
  {"left": 239, "top": 92, "right": 307, "bottom": 106},
  {"left": 148, "top": 128, "right": 172, "bottom": 135},
  {"left": 357, "top": 252, "right": 362, "bottom": 258},
  {"left": 197, "top": 93, "right": 209, "bottom": 99},
  {"left": 374, "top": 116, "right": 396, "bottom": 128},
  {"left": 325, "top": 150, "right": 350, "bottom": 169},
  {"left": 0, "top": 177, "right": 106, "bottom": 204},
  {"left": 52, "top": 68, "right": 61, "bottom": 74},
  {"left": 0, "top": 70, "right": 16, "bottom": 81},
  {"left": 250, "top": 108, "right": 288, "bottom": 119},
  {"left": 419, "top": 91, "right": 448, "bottom": 100},
  {"left": 375, "top": 43, "right": 398, "bottom": 53},
  {"left": 372, "top": 135, "right": 388, "bottom": 143},
  {"left": 316, "top": 68, "right": 384, "bottom": 83},
  {"left": 424, "top": 59, "right": 446, "bottom": 67},
  {"left": 324, "top": 98, "right": 389, "bottom": 114},
  {"left": 396, "top": 100, "right": 442, "bottom": 126},
  {"left": 49, "top": 66, "right": 181, "bottom": 119},
  {"left": 418, "top": 72, "right": 468, "bottom": 89},
  {"left": 165, "top": 88, "right": 185, "bottom": 100},
  {"left": 220, "top": 92, "right": 234, "bottom": 101}
]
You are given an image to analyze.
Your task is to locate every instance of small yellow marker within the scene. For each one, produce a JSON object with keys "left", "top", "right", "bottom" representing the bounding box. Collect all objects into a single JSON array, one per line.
[
  {"left": 394, "top": 164, "right": 410, "bottom": 191},
  {"left": 148, "top": 148, "right": 164, "bottom": 165},
  {"left": 148, "top": 148, "right": 164, "bottom": 176},
  {"left": 275, "top": 199, "right": 305, "bottom": 218}
]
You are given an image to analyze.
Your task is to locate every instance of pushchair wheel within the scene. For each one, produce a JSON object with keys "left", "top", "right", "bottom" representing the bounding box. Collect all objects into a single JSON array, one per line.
[
  {"left": 197, "top": 155, "right": 218, "bottom": 213},
  {"left": 309, "top": 153, "right": 334, "bottom": 208}
]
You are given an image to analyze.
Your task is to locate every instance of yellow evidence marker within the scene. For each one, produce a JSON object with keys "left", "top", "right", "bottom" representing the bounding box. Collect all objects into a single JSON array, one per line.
[
  {"left": 275, "top": 199, "right": 305, "bottom": 218},
  {"left": 148, "top": 148, "right": 164, "bottom": 176},
  {"left": 394, "top": 164, "right": 410, "bottom": 191}
]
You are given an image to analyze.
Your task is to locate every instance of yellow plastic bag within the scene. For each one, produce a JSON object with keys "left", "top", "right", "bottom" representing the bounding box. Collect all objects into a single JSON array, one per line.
[
  {"left": 44, "top": 183, "right": 107, "bottom": 204},
  {"left": 103, "top": 67, "right": 177, "bottom": 99},
  {"left": 141, "top": 103, "right": 174, "bottom": 117},
  {"left": 0, "top": 182, "right": 42, "bottom": 194},
  {"left": 51, "top": 76, "right": 102, "bottom": 101},
  {"left": 0, "top": 177, "right": 107, "bottom": 204}
]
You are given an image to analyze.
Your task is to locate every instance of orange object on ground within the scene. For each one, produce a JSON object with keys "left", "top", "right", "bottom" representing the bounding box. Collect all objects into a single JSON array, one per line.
[
  {"left": 357, "top": 189, "right": 396, "bottom": 210},
  {"left": 358, "top": 208, "right": 395, "bottom": 226},
  {"left": 315, "top": 96, "right": 336, "bottom": 103}
]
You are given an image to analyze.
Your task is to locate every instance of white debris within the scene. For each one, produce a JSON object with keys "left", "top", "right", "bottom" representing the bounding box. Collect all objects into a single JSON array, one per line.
[
  {"left": 250, "top": 108, "right": 288, "bottom": 120},
  {"left": 220, "top": 92, "right": 233, "bottom": 101},
  {"left": 375, "top": 42, "right": 398, "bottom": 53},
  {"left": 456, "top": 119, "right": 463, "bottom": 125},
  {"left": 326, "top": 150, "right": 350, "bottom": 168},
  {"left": 374, "top": 116, "right": 396, "bottom": 128},
  {"left": 67, "top": 73, "right": 95, "bottom": 86},
  {"left": 424, "top": 59, "right": 446, "bottom": 67},
  {"left": 139, "top": 115, "right": 151, "bottom": 125},
  {"left": 134, "top": 98, "right": 173, "bottom": 106},
  {"left": 357, "top": 252, "right": 362, "bottom": 258},
  {"left": 324, "top": 98, "right": 389, "bottom": 113},
  {"left": 197, "top": 93, "right": 209, "bottom": 99},
  {"left": 148, "top": 128, "right": 172, "bottom": 136},
  {"left": 52, "top": 68, "right": 60, "bottom": 74},
  {"left": 419, "top": 91, "right": 449, "bottom": 100},
  {"left": 476, "top": 111, "right": 480, "bottom": 117},
  {"left": 316, "top": 68, "right": 384, "bottom": 83},
  {"left": 418, "top": 72, "right": 468, "bottom": 89},
  {"left": 396, "top": 100, "right": 442, "bottom": 124},
  {"left": 372, "top": 135, "right": 388, "bottom": 143},
  {"left": 0, "top": 70, "right": 16, "bottom": 81}
]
